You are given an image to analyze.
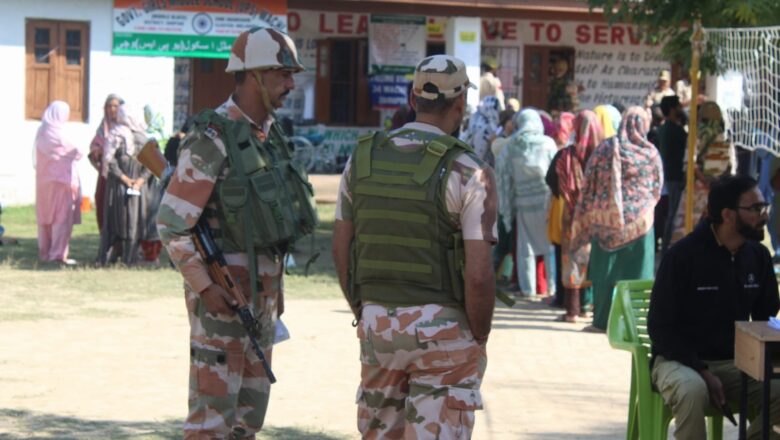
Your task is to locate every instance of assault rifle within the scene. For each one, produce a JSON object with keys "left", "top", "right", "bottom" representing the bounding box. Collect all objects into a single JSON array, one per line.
[{"left": 137, "top": 141, "right": 276, "bottom": 383}]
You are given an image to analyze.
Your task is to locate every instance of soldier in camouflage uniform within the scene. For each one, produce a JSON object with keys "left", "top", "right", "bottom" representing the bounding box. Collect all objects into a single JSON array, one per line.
[
  {"left": 157, "top": 27, "right": 306, "bottom": 440},
  {"left": 332, "top": 55, "right": 498, "bottom": 439},
  {"left": 547, "top": 58, "right": 578, "bottom": 114}
]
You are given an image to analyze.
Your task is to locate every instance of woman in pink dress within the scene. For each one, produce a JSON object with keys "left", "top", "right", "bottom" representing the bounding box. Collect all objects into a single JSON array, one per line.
[{"left": 35, "top": 101, "right": 82, "bottom": 264}]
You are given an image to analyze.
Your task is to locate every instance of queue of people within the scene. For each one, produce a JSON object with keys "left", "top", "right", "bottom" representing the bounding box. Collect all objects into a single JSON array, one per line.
[
  {"left": 460, "top": 81, "right": 756, "bottom": 338},
  {"left": 34, "top": 95, "right": 168, "bottom": 266}
]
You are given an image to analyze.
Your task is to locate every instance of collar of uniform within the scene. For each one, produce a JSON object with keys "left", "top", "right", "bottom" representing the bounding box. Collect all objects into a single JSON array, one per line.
[
  {"left": 399, "top": 122, "right": 446, "bottom": 135},
  {"left": 221, "top": 94, "right": 274, "bottom": 134}
]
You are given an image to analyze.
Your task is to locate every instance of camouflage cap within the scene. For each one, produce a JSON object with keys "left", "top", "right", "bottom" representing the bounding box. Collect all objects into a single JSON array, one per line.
[
  {"left": 658, "top": 69, "right": 671, "bottom": 81},
  {"left": 226, "top": 27, "right": 304, "bottom": 73},
  {"left": 412, "top": 55, "right": 476, "bottom": 101}
]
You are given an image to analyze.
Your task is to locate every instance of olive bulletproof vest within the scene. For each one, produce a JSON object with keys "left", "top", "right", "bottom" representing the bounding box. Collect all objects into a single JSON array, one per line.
[
  {"left": 193, "top": 109, "right": 318, "bottom": 257},
  {"left": 350, "top": 130, "right": 472, "bottom": 307}
]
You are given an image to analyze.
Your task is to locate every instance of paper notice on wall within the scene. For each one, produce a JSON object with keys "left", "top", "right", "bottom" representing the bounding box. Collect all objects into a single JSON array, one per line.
[
  {"left": 112, "top": 0, "right": 287, "bottom": 58},
  {"left": 368, "top": 14, "right": 426, "bottom": 75}
]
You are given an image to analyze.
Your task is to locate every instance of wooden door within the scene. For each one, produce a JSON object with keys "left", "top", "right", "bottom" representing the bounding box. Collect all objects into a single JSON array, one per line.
[
  {"left": 315, "top": 39, "right": 332, "bottom": 123},
  {"left": 522, "top": 46, "right": 549, "bottom": 110},
  {"left": 59, "top": 22, "right": 89, "bottom": 121},
  {"left": 355, "top": 39, "right": 379, "bottom": 127},
  {"left": 25, "top": 20, "right": 89, "bottom": 121},
  {"left": 523, "top": 46, "right": 577, "bottom": 112},
  {"left": 25, "top": 21, "right": 57, "bottom": 119},
  {"left": 190, "top": 58, "right": 233, "bottom": 114}
]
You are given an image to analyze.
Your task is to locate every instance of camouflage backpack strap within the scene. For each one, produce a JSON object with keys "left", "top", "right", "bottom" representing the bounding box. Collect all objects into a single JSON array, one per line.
[
  {"left": 354, "top": 131, "right": 388, "bottom": 180},
  {"left": 411, "top": 134, "right": 472, "bottom": 185}
]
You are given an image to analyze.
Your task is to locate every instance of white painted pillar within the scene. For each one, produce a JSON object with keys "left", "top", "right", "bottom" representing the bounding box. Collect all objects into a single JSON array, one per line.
[{"left": 445, "top": 16, "right": 481, "bottom": 111}]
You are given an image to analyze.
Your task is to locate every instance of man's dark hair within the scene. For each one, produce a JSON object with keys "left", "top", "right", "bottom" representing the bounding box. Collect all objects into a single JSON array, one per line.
[
  {"left": 660, "top": 95, "right": 681, "bottom": 117},
  {"left": 498, "top": 109, "right": 516, "bottom": 128},
  {"left": 413, "top": 94, "right": 458, "bottom": 114},
  {"left": 707, "top": 175, "right": 759, "bottom": 224},
  {"left": 235, "top": 71, "right": 247, "bottom": 86},
  {"left": 612, "top": 101, "right": 626, "bottom": 114},
  {"left": 481, "top": 62, "right": 494, "bottom": 73}
]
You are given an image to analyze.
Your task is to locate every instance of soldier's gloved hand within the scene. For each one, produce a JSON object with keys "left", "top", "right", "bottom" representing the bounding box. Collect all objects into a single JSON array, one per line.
[{"left": 201, "top": 283, "right": 238, "bottom": 315}]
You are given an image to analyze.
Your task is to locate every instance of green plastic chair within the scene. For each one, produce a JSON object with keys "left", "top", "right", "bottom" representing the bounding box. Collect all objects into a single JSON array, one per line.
[{"left": 607, "top": 279, "right": 724, "bottom": 440}]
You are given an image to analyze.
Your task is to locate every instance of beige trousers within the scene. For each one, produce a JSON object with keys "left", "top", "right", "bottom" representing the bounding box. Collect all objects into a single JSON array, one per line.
[{"left": 652, "top": 356, "right": 780, "bottom": 439}]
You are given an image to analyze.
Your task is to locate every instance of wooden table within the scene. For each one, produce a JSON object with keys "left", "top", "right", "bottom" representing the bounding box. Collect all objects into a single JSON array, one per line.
[{"left": 734, "top": 321, "right": 780, "bottom": 440}]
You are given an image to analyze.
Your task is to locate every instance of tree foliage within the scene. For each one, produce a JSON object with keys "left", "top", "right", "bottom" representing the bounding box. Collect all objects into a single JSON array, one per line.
[{"left": 585, "top": 0, "right": 780, "bottom": 72}]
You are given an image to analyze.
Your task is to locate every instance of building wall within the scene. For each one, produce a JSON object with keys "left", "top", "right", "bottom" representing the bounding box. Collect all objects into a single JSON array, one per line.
[
  {"left": 0, "top": 0, "right": 175, "bottom": 206},
  {"left": 289, "top": 9, "right": 668, "bottom": 111}
]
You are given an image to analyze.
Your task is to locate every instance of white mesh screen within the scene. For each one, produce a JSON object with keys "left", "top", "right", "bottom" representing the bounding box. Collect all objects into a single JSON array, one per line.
[{"left": 705, "top": 26, "right": 780, "bottom": 156}]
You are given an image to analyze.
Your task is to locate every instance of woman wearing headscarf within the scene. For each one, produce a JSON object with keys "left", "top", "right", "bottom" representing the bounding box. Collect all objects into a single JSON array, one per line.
[
  {"left": 140, "top": 104, "right": 167, "bottom": 263},
  {"left": 569, "top": 106, "right": 663, "bottom": 331},
  {"left": 553, "top": 110, "right": 604, "bottom": 320},
  {"left": 669, "top": 101, "right": 735, "bottom": 245},
  {"left": 460, "top": 95, "right": 501, "bottom": 165},
  {"left": 96, "top": 104, "right": 152, "bottom": 266},
  {"left": 35, "top": 101, "right": 83, "bottom": 264},
  {"left": 544, "top": 111, "right": 576, "bottom": 308},
  {"left": 491, "top": 108, "right": 517, "bottom": 279},
  {"left": 88, "top": 94, "right": 124, "bottom": 232},
  {"left": 593, "top": 104, "right": 621, "bottom": 139},
  {"left": 496, "top": 108, "right": 558, "bottom": 297}
]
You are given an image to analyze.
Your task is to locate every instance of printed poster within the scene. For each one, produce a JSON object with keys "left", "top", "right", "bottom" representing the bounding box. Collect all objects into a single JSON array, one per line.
[
  {"left": 368, "top": 14, "right": 426, "bottom": 75},
  {"left": 112, "top": 0, "right": 287, "bottom": 58}
]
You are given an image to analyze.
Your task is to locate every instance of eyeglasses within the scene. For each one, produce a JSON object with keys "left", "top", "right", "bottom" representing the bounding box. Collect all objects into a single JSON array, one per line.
[{"left": 737, "top": 203, "right": 771, "bottom": 215}]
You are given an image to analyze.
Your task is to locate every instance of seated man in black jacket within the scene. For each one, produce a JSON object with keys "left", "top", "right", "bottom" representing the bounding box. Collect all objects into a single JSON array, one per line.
[{"left": 648, "top": 174, "right": 780, "bottom": 439}]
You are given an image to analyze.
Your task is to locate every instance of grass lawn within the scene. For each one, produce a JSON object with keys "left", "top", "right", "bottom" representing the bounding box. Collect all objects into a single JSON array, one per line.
[{"left": 0, "top": 203, "right": 342, "bottom": 322}]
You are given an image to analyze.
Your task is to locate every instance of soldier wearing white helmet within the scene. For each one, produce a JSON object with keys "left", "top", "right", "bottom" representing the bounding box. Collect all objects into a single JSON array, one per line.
[{"left": 156, "top": 26, "right": 317, "bottom": 439}]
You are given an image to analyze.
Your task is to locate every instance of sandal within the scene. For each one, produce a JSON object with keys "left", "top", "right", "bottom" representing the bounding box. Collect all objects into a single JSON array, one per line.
[
  {"left": 581, "top": 325, "right": 606, "bottom": 334},
  {"left": 554, "top": 314, "right": 578, "bottom": 323}
]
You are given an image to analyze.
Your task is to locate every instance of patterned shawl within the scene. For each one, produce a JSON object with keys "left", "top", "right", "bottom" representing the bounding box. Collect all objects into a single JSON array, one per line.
[
  {"left": 538, "top": 110, "right": 556, "bottom": 138},
  {"left": 110, "top": 104, "right": 148, "bottom": 159},
  {"left": 695, "top": 101, "right": 735, "bottom": 178},
  {"left": 554, "top": 112, "right": 575, "bottom": 148},
  {"left": 461, "top": 95, "right": 501, "bottom": 164},
  {"left": 571, "top": 106, "right": 663, "bottom": 250},
  {"left": 496, "top": 109, "right": 557, "bottom": 229},
  {"left": 556, "top": 110, "right": 604, "bottom": 211},
  {"left": 92, "top": 94, "right": 124, "bottom": 176}
]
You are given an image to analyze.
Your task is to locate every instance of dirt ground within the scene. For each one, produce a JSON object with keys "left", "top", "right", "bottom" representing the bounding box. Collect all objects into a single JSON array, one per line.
[
  {"left": 0, "top": 298, "right": 744, "bottom": 439},
  {"left": 0, "top": 294, "right": 624, "bottom": 439},
  {"left": 0, "top": 175, "right": 741, "bottom": 439}
]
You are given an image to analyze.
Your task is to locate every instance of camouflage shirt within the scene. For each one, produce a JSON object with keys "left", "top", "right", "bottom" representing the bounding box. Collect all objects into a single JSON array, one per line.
[
  {"left": 548, "top": 76, "right": 574, "bottom": 112},
  {"left": 336, "top": 122, "right": 498, "bottom": 243},
  {"left": 156, "top": 96, "right": 283, "bottom": 294}
]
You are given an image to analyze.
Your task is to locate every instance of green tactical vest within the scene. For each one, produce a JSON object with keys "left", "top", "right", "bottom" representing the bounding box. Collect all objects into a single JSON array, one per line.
[
  {"left": 192, "top": 109, "right": 318, "bottom": 258},
  {"left": 349, "top": 129, "right": 473, "bottom": 308}
]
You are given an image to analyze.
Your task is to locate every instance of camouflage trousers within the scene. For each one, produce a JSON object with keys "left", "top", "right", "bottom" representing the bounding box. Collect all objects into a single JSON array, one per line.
[
  {"left": 184, "top": 265, "right": 279, "bottom": 440},
  {"left": 356, "top": 304, "right": 487, "bottom": 439}
]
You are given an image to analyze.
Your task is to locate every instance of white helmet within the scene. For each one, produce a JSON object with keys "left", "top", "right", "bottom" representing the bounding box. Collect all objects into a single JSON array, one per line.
[{"left": 226, "top": 27, "right": 304, "bottom": 73}]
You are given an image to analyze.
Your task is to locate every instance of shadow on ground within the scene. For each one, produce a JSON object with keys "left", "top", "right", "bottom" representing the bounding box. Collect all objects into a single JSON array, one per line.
[{"left": 0, "top": 409, "right": 346, "bottom": 440}]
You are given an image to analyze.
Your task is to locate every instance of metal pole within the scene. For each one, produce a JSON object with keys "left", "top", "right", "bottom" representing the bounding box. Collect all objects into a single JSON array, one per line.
[{"left": 685, "top": 19, "right": 704, "bottom": 233}]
